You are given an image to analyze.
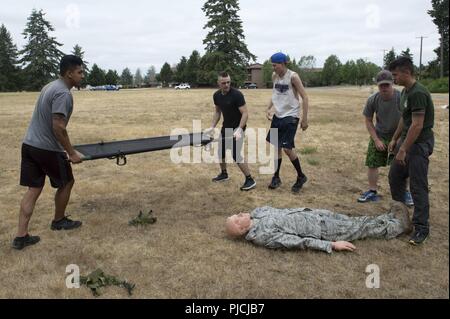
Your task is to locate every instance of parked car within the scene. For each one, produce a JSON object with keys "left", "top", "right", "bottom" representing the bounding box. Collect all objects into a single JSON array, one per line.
[
  {"left": 175, "top": 83, "right": 191, "bottom": 90},
  {"left": 243, "top": 83, "right": 257, "bottom": 89}
]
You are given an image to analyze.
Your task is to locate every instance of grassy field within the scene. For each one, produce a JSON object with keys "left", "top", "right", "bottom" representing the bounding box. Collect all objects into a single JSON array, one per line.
[{"left": 0, "top": 86, "right": 448, "bottom": 298}]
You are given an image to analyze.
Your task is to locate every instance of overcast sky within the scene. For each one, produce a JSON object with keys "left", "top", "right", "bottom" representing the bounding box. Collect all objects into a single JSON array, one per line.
[{"left": 1, "top": 0, "right": 441, "bottom": 73}]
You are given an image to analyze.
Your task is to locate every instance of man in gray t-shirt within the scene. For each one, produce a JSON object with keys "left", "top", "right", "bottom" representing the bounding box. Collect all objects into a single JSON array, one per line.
[
  {"left": 358, "top": 70, "right": 412, "bottom": 205},
  {"left": 12, "top": 55, "right": 85, "bottom": 250}
]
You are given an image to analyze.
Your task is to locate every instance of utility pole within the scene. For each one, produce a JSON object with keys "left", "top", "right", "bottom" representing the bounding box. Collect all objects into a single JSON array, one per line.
[
  {"left": 416, "top": 36, "right": 428, "bottom": 80},
  {"left": 440, "top": 29, "right": 444, "bottom": 78}
]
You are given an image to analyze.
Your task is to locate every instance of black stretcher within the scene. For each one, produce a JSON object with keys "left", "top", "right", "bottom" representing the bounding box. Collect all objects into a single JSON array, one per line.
[{"left": 74, "top": 132, "right": 213, "bottom": 166}]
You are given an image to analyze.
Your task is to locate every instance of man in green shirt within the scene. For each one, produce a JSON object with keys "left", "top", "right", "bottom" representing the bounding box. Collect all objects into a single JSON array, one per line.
[{"left": 388, "top": 57, "right": 435, "bottom": 245}]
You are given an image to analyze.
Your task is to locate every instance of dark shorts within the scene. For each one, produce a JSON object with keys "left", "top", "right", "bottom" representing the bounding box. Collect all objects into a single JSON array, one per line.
[
  {"left": 20, "top": 143, "right": 74, "bottom": 188},
  {"left": 218, "top": 129, "right": 244, "bottom": 163},
  {"left": 266, "top": 115, "right": 299, "bottom": 149}
]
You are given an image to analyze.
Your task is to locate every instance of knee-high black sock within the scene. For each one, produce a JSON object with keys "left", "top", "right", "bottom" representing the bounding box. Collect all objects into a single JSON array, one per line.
[
  {"left": 274, "top": 159, "right": 282, "bottom": 177},
  {"left": 291, "top": 158, "right": 305, "bottom": 178}
]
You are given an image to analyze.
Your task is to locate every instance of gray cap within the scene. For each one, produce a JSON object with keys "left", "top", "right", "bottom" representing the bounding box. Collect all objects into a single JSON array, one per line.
[{"left": 376, "top": 70, "right": 394, "bottom": 85}]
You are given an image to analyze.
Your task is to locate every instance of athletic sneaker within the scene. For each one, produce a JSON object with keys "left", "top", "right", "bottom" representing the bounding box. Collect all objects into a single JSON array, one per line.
[
  {"left": 268, "top": 176, "right": 282, "bottom": 189},
  {"left": 357, "top": 190, "right": 379, "bottom": 203},
  {"left": 51, "top": 216, "right": 82, "bottom": 230},
  {"left": 409, "top": 228, "right": 429, "bottom": 245},
  {"left": 404, "top": 191, "right": 414, "bottom": 207},
  {"left": 240, "top": 177, "right": 256, "bottom": 191},
  {"left": 212, "top": 172, "right": 229, "bottom": 182},
  {"left": 12, "top": 234, "right": 40, "bottom": 250},
  {"left": 291, "top": 175, "right": 308, "bottom": 193}
]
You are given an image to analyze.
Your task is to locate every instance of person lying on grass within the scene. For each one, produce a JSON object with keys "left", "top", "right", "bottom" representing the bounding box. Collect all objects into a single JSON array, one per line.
[{"left": 225, "top": 202, "right": 411, "bottom": 253}]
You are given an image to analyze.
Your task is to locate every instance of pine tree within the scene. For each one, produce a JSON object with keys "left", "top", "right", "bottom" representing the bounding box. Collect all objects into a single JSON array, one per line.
[
  {"left": 201, "top": 0, "right": 256, "bottom": 85},
  {"left": 105, "top": 69, "right": 119, "bottom": 85},
  {"left": 87, "top": 64, "right": 106, "bottom": 86},
  {"left": 159, "top": 62, "right": 173, "bottom": 86},
  {"left": 120, "top": 68, "right": 133, "bottom": 87},
  {"left": 20, "top": 9, "right": 64, "bottom": 91},
  {"left": 134, "top": 68, "right": 143, "bottom": 87},
  {"left": 185, "top": 50, "right": 201, "bottom": 86},
  {"left": 174, "top": 56, "right": 188, "bottom": 83},
  {"left": 71, "top": 44, "right": 89, "bottom": 72},
  {"left": 383, "top": 48, "right": 396, "bottom": 69},
  {"left": 144, "top": 66, "right": 156, "bottom": 84},
  {"left": 0, "top": 24, "right": 21, "bottom": 91}
]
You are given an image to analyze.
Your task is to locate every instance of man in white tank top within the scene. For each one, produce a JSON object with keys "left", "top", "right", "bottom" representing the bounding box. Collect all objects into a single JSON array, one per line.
[{"left": 265, "top": 52, "right": 310, "bottom": 193}]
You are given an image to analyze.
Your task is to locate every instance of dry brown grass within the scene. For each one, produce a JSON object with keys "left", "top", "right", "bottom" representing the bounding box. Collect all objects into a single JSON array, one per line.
[{"left": 0, "top": 86, "right": 448, "bottom": 298}]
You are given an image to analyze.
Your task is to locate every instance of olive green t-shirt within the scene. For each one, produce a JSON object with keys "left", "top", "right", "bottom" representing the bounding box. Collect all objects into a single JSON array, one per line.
[{"left": 400, "top": 82, "right": 434, "bottom": 143}]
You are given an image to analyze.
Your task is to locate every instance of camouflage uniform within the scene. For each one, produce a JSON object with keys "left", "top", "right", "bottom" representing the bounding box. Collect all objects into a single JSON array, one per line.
[{"left": 245, "top": 206, "right": 406, "bottom": 253}]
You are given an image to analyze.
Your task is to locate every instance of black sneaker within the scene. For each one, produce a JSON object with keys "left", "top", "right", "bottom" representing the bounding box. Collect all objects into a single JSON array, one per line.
[
  {"left": 268, "top": 176, "right": 282, "bottom": 189},
  {"left": 291, "top": 175, "right": 308, "bottom": 193},
  {"left": 240, "top": 177, "right": 256, "bottom": 191},
  {"left": 51, "top": 216, "right": 82, "bottom": 231},
  {"left": 212, "top": 172, "right": 229, "bottom": 182},
  {"left": 409, "top": 228, "right": 429, "bottom": 245},
  {"left": 12, "top": 234, "right": 40, "bottom": 250}
]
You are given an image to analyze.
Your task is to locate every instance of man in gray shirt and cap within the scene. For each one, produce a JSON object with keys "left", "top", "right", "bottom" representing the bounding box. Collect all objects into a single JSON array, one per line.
[
  {"left": 225, "top": 202, "right": 411, "bottom": 253},
  {"left": 12, "top": 55, "right": 85, "bottom": 250},
  {"left": 358, "top": 70, "right": 413, "bottom": 206}
]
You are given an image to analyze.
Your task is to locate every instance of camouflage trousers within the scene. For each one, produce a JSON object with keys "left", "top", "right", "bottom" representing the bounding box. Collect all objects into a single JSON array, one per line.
[{"left": 318, "top": 211, "right": 404, "bottom": 242}]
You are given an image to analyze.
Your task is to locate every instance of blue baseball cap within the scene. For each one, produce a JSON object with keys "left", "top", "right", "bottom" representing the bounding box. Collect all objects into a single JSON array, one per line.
[{"left": 271, "top": 52, "right": 288, "bottom": 63}]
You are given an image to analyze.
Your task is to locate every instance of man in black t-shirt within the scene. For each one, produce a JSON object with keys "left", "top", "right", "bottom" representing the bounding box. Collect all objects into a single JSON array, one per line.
[
  {"left": 388, "top": 57, "right": 435, "bottom": 246},
  {"left": 206, "top": 72, "right": 256, "bottom": 191}
]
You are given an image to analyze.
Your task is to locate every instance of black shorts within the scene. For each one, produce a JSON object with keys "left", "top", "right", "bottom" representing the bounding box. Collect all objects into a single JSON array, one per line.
[
  {"left": 266, "top": 115, "right": 299, "bottom": 149},
  {"left": 218, "top": 129, "right": 244, "bottom": 163},
  {"left": 20, "top": 143, "right": 74, "bottom": 188}
]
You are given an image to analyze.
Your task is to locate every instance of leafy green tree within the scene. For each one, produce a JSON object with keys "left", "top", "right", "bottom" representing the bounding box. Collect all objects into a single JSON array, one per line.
[
  {"left": 322, "top": 55, "right": 342, "bottom": 86},
  {"left": 341, "top": 60, "right": 358, "bottom": 85},
  {"left": 20, "top": 9, "right": 64, "bottom": 91},
  {"left": 427, "top": 0, "right": 449, "bottom": 77},
  {"left": 262, "top": 60, "right": 273, "bottom": 87},
  {"left": 0, "top": 24, "right": 21, "bottom": 91},
  {"left": 298, "top": 55, "right": 316, "bottom": 70},
  {"left": 202, "top": 0, "right": 256, "bottom": 86}
]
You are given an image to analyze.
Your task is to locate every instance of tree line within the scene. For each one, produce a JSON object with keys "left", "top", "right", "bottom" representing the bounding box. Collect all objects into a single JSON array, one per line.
[{"left": 0, "top": 0, "right": 447, "bottom": 92}]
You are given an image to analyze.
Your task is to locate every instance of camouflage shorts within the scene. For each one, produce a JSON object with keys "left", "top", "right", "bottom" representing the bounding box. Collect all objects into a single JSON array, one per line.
[{"left": 365, "top": 137, "right": 391, "bottom": 168}]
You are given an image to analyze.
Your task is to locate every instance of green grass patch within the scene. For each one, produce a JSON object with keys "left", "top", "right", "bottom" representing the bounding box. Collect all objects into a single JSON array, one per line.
[
  {"left": 306, "top": 158, "right": 320, "bottom": 166},
  {"left": 300, "top": 146, "right": 318, "bottom": 155}
]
